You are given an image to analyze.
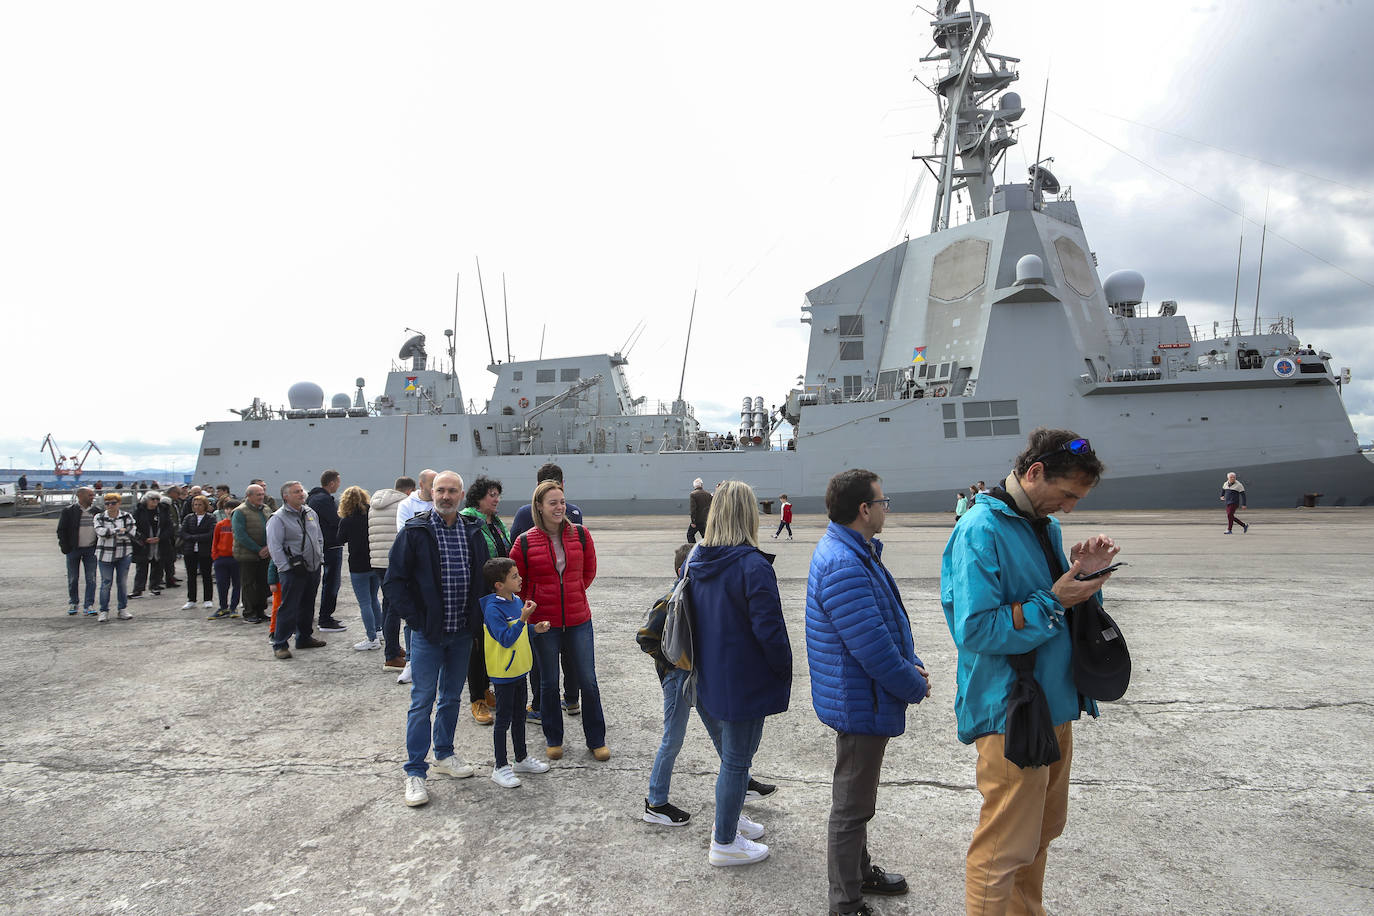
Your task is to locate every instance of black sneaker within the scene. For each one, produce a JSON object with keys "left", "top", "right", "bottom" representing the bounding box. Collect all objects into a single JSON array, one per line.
[
  {"left": 829, "top": 905, "right": 873, "bottom": 916},
  {"left": 642, "top": 799, "right": 691, "bottom": 826},
  {"left": 318, "top": 618, "right": 347, "bottom": 633},
  {"left": 129, "top": 590, "right": 143, "bottom": 599},
  {"left": 745, "top": 778, "right": 777, "bottom": 800}
]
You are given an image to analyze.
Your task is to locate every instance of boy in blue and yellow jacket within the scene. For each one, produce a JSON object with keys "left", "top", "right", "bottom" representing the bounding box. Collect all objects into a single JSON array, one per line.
[{"left": 481, "top": 558, "right": 552, "bottom": 788}]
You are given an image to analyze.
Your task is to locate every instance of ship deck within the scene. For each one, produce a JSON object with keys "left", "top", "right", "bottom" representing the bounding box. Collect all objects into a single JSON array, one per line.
[{"left": 3, "top": 509, "right": 1371, "bottom": 915}]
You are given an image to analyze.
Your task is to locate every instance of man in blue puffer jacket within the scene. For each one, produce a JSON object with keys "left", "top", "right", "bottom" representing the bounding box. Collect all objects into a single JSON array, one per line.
[
  {"left": 942, "top": 428, "right": 1117, "bottom": 916},
  {"left": 806, "top": 469, "right": 930, "bottom": 916}
]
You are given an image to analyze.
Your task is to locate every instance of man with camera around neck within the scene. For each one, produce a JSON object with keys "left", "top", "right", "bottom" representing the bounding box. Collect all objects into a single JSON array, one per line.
[{"left": 266, "top": 480, "right": 326, "bottom": 660}]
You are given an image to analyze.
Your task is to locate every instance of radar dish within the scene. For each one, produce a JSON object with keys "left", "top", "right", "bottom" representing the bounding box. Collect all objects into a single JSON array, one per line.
[
  {"left": 331, "top": 393, "right": 351, "bottom": 409},
  {"left": 398, "top": 334, "right": 427, "bottom": 360},
  {"left": 287, "top": 381, "right": 325, "bottom": 410},
  {"left": 1029, "top": 165, "right": 1060, "bottom": 195}
]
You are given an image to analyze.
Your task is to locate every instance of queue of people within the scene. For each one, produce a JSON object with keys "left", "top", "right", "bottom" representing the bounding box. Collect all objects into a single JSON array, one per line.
[{"left": 52, "top": 430, "right": 1123, "bottom": 916}]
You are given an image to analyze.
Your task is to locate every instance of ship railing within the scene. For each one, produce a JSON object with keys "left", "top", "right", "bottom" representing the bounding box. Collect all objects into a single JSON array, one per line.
[{"left": 1190, "top": 316, "right": 1296, "bottom": 340}]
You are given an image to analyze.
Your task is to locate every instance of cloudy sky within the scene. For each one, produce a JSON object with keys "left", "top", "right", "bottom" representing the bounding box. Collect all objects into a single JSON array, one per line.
[{"left": 4, "top": 0, "right": 1372, "bottom": 477}]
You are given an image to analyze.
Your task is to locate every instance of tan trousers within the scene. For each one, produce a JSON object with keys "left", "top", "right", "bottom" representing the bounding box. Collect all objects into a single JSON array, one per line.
[{"left": 965, "top": 722, "right": 1073, "bottom": 916}]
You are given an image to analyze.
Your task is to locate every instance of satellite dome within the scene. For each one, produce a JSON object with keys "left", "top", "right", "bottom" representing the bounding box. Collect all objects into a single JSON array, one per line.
[
  {"left": 287, "top": 381, "right": 325, "bottom": 410},
  {"left": 1103, "top": 269, "right": 1146, "bottom": 306},
  {"left": 331, "top": 393, "right": 351, "bottom": 409},
  {"left": 1014, "top": 254, "right": 1045, "bottom": 285},
  {"left": 1000, "top": 91, "right": 1021, "bottom": 110}
]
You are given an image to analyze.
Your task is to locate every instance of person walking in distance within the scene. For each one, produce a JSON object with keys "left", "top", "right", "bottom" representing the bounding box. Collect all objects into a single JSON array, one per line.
[
  {"left": 1221, "top": 472, "right": 1249, "bottom": 534},
  {"left": 266, "top": 481, "right": 327, "bottom": 659},
  {"left": 384, "top": 471, "right": 483, "bottom": 807},
  {"left": 57, "top": 486, "right": 100, "bottom": 616},
  {"left": 232, "top": 484, "right": 274, "bottom": 624},
  {"left": 309, "top": 469, "right": 348, "bottom": 632},
  {"left": 771, "top": 494, "right": 793, "bottom": 541},
  {"left": 688, "top": 478, "right": 712, "bottom": 543}
]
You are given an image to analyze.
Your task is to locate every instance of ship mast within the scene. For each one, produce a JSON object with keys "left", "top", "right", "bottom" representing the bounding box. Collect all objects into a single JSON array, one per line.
[{"left": 916, "top": 0, "right": 1022, "bottom": 233}]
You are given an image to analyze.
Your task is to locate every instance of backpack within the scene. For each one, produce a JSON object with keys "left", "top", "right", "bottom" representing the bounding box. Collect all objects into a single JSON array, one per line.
[
  {"left": 516, "top": 523, "right": 587, "bottom": 559},
  {"left": 660, "top": 546, "right": 698, "bottom": 673}
]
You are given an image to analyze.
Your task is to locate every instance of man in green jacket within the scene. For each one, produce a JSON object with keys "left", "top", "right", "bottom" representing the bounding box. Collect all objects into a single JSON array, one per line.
[{"left": 232, "top": 483, "right": 273, "bottom": 623}]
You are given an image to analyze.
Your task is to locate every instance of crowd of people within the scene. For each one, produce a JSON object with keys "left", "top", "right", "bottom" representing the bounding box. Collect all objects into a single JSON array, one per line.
[{"left": 54, "top": 430, "right": 1122, "bottom": 916}]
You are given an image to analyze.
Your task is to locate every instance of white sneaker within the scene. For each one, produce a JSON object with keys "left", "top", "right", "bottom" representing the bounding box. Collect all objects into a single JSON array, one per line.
[
  {"left": 203, "top": 600, "right": 214, "bottom": 609},
  {"left": 397, "top": 663, "right": 412, "bottom": 685},
  {"left": 737, "top": 813, "right": 765, "bottom": 840},
  {"left": 97, "top": 610, "right": 109, "bottom": 623},
  {"left": 117, "top": 610, "right": 134, "bottom": 621},
  {"left": 353, "top": 638, "right": 381, "bottom": 651},
  {"left": 430, "top": 756, "right": 475, "bottom": 779},
  {"left": 490, "top": 765, "right": 522, "bottom": 788},
  {"left": 181, "top": 601, "right": 195, "bottom": 610},
  {"left": 512, "top": 757, "right": 550, "bottom": 775},
  {"left": 709, "top": 833, "right": 770, "bottom": 867},
  {"left": 404, "top": 775, "right": 429, "bottom": 807}
]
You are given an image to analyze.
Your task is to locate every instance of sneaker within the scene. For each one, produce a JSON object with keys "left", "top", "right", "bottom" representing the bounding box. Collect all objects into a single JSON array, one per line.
[
  {"left": 150, "top": 589, "right": 161, "bottom": 597},
  {"left": 471, "top": 702, "right": 493, "bottom": 726},
  {"left": 207, "top": 608, "right": 232, "bottom": 620},
  {"left": 182, "top": 601, "right": 195, "bottom": 610},
  {"left": 643, "top": 799, "right": 691, "bottom": 826},
  {"left": 384, "top": 656, "right": 407, "bottom": 671},
  {"left": 353, "top": 638, "right": 381, "bottom": 651},
  {"left": 1223, "top": 530, "right": 1232, "bottom": 534},
  {"left": 97, "top": 610, "right": 109, "bottom": 623},
  {"left": 318, "top": 618, "right": 347, "bottom": 632},
  {"left": 202, "top": 600, "right": 214, "bottom": 609},
  {"left": 116, "top": 609, "right": 133, "bottom": 621},
  {"left": 490, "top": 765, "right": 521, "bottom": 789},
  {"left": 83, "top": 608, "right": 98, "bottom": 617},
  {"left": 296, "top": 636, "right": 327, "bottom": 649},
  {"left": 397, "top": 663, "right": 412, "bottom": 685},
  {"left": 129, "top": 591, "right": 143, "bottom": 599},
  {"left": 228, "top": 609, "right": 241, "bottom": 619},
  {"left": 68, "top": 604, "right": 78, "bottom": 615},
  {"left": 404, "top": 775, "right": 429, "bottom": 807},
  {"left": 745, "top": 778, "right": 778, "bottom": 800},
  {"left": 1242, "top": 522, "right": 1251, "bottom": 533},
  {"left": 709, "top": 833, "right": 770, "bottom": 867},
  {"left": 513, "top": 757, "right": 550, "bottom": 775},
  {"left": 431, "top": 756, "right": 475, "bottom": 779},
  {"left": 591, "top": 746, "right": 611, "bottom": 762},
  {"left": 737, "top": 813, "right": 765, "bottom": 840},
  {"left": 545, "top": 745, "right": 563, "bottom": 760},
  {"left": 527, "top": 706, "right": 542, "bottom": 723},
  {"left": 562, "top": 700, "right": 580, "bottom": 716},
  {"left": 274, "top": 647, "right": 293, "bottom": 659}
]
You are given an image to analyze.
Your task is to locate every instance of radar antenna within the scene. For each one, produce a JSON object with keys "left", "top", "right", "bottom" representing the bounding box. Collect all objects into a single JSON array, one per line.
[
  {"left": 677, "top": 290, "right": 697, "bottom": 402},
  {"left": 475, "top": 257, "right": 496, "bottom": 366}
]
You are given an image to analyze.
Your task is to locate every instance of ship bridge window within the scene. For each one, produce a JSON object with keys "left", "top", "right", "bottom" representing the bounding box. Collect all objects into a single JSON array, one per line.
[
  {"left": 513, "top": 371, "right": 523, "bottom": 381},
  {"left": 839, "top": 315, "right": 864, "bottom": 337},
  {"left": 843, "top": 375, "right": 864, "bottom": 398},
  {"left": 536, "top": 369, "right": 556, "bottom": 383},
  {"left": 839, "top": 341, "right": 864, "bottom": 361},
  {"left": 535, "top": 395, "right": 554, "bottom": 407},
  {"left": 560, "top": 367, "right": 581, "bottom": 381},
  {"left": 962, "top": 400, "right": 1019, "bottom": 438}
]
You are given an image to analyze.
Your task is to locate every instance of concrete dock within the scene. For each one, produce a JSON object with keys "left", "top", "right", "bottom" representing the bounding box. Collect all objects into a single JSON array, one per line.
[{"left": 2, "top": 509, "right": 1372, "bottom": 915}]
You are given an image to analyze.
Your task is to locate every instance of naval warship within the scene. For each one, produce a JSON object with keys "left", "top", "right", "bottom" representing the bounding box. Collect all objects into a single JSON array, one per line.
[{"left": 194, "top": 1, "right": 1374, "bottom": 512}]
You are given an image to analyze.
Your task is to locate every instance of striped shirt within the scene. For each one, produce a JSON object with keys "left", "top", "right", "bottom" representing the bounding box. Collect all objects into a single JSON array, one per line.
[
  {"left": 93, "top": 511, "right": 137, "bottom": 563},
  {"left": 430, "top": 510, "right": 471, "bottom": 633}
]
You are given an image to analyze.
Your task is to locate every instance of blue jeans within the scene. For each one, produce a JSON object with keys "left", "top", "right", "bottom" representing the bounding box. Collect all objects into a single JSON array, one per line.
[
  {"left": 349, "top": 570, "right": 383, "bottom": 640},
  {"left": 404, "top": 629, "right": 473, "bottom": 778},
  {"left": 648, "top": 668, "right": 723, "bottom": 806},
  {"left": 98, "top": 556, "right": 132, "bottom": 612},
  {"left": 66, "top": 546, "right": 97, "bottom": 609},
  {"left": 318, "top": 546, "right": 343, "bottom": 622},
  {"left": 530, "top": 621, "right": 606, "bottom": 750},
  {"left": 213, "top": 556, "right": 241, "bottom": 609},
  {"left": 715, "top": 717, "right": 766, "bottom": 844}
]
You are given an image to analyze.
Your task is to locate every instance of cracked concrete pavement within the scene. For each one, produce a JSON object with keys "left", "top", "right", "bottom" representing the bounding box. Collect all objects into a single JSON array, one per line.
[{"left": 2, "top": 508, "right": 1372, "bottom": 914}]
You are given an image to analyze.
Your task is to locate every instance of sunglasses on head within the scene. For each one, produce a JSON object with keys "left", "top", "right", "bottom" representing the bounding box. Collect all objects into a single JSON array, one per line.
[{"left": 1030, "top": 437, "right": 1093, "bottom": 467}]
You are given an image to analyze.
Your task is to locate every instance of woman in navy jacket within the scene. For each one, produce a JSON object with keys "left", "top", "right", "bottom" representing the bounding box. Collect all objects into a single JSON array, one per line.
[
  {"left": 180, "top": 495, "right": 217, "bottom": 610},
  {"left": 689, "top": 480, "right": 791, "bottom": 868}
]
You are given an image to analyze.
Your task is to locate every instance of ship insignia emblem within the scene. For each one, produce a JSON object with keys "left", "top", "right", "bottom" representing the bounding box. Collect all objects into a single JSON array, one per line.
[
  {"left": 1272, "top": 358, "right": 1297, "bottom": 379},
  {"left": 405, "top": 376, "right": 418, "bottom": 390},
  {"left": 912, "top": 346, "right": 926, "bottom": 364}
]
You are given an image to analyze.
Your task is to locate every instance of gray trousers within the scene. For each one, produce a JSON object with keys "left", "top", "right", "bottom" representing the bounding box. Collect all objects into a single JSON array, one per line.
[{"left": 828, "top": 732, "right": 890, "bottom": 912}]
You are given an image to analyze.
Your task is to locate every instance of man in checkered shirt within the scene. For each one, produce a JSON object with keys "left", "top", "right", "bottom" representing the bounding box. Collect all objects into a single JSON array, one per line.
[{"left": 384, "top": 470, "right": 486, "bottom": 808}]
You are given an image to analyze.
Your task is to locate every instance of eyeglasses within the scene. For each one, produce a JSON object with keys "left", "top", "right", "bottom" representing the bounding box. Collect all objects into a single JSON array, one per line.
[
  {"left": 1029, "top": 437, "right": 1093, "bottom": 467},
  {"left": 865, "top": 497, "right": 892, "bottom": 509}
]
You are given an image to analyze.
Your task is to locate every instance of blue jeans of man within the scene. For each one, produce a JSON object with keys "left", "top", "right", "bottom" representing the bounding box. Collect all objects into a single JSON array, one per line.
[
  {"left": 648, "top": 667, "right": 723, "bottom": 806},
  {"left": 530, "top": 621, "right": 605, "bottom": 750},
  {"left": 272, "top": 566, "right": 320, "bottom": 650},
  {"left": 318, "top": 545, "right": 343, "bottom": 623},
  {"left": 97, "top": 556, "right": 132, "bottom": 612},
  {"left": 715, "top": 717, "right": 766, "bottom": 844},
  {"left": 66, "top": 546, "right": 97, "bottom": 609},
  {"left": 349, "top": 570, "right": 383, "bottom": 640},
  {"left": 405, "top": 629, "right": 473, "bottom": 778}
]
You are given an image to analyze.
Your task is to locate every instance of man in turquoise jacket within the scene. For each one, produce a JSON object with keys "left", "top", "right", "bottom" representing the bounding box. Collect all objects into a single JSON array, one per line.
[
  {"left": 941, "top": 428, "right": 1117, "bottom": 916},
  {"left": 807, "top": 469, "right": 930, "bottom": 916}
]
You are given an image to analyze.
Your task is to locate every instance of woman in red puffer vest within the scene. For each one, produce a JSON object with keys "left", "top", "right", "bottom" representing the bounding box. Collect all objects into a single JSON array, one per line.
[{"left": 510, "top": 480, "right": 607, "bottom": 763}]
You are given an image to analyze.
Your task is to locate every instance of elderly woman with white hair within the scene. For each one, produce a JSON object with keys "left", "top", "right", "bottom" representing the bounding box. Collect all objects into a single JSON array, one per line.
[
  {"left": 687, "top": 477, "right": 712, "bottom": 543},
  {"left": 689, "top": 480, "right": 792, "bottom": 867}
]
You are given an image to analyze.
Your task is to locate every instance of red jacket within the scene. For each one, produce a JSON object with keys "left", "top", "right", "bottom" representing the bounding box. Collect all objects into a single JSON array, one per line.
[
  {"left": 212, "top": 517, "right": 236, "bottom": 560},
  {"left": 510, "top": 523, "right": 597, "bottom": 629},
  {"left": 781, "top": 502, "right": 793, "bottom": 524}
]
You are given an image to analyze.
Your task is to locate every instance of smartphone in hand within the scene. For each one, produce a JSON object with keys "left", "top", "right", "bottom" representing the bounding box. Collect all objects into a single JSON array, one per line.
[{"left": 1075, "top": 561, "right": 1127, "bottom": 581}]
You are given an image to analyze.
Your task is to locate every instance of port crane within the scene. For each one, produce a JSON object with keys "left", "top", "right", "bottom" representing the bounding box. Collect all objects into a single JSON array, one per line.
[{"left": 39, "top": 434, "right": 102, "bottom": 477}]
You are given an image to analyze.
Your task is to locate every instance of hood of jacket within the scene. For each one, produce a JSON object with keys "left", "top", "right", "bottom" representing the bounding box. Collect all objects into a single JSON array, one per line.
[
  {"left": 688, "top": 543, "right": 774, "bottom": 582},
  {"left": 371, "top": 488, "right": 406, "bottom": 512}
]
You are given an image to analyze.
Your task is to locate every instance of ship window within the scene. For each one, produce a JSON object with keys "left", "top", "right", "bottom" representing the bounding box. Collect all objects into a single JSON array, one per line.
[
  {"left": 839, "top": 341, "right": 864, "bottom": 361},
  {"left": 535, "top": 395, "right": 553, "bottom": 407},
  {"left": 536, "top": 369, "right": 556, "bottom": 383},
  {"left": 963, "top": 402, "right": 991, "bottom": 419},
  {"left": 965, "top": 420, "right": 993, "bottom": 437},
  {"left": 990, "top": 400, "right": 1017, "bottom": 416},
  {"left": 942, "top": 404, "right": 956, "bottom": 420},
  {"left": 360, "top": 429, "right": 369, "bottom": 435},
  {"left": 992, "top": 419, "right": 1020, "bottom": 436},
  {"left": 233, "top": 440, "right": 240, "bottom": 446},
  {"left": 918, "top": 364, "right": 928, "bottom": 378},
  {"left": 449, "top": 434, "right": 459, "bottom": 442},
  {"left": 251, "top": 440, "right": 260, "bottom": 448},
  {"left": 944, "top": 422, "right": 959, "bottom": 439},
  {"left": 560, "top": 367, "right": 581, "bottom": 382},
  {"left": 513, "top": 371, "right": 523, "bottom": 381},
  {"left": 842, "top": 375, "right": 864, "bottom": 398},
  {"left": 838, "top": 315, "right": 864, "bottom": 337},
  {"left": 202, "top": 447, "right": 221, "bottom": 456}
]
